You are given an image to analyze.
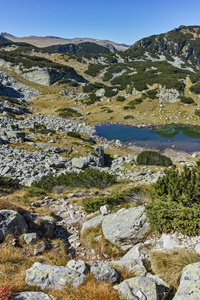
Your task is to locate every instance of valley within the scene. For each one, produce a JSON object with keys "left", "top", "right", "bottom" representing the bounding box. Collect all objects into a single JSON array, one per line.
[{"left": 0, "top": 26, "right": 200, "bottom": 300}]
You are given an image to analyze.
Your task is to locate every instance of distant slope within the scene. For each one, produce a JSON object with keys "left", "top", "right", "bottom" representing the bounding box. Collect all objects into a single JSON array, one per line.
[
  {"left": 43, "top": 42, "right": 113, "bottom": 54},
  {"left": 1, "top": 32, "right": 129, "bottom": 51}
]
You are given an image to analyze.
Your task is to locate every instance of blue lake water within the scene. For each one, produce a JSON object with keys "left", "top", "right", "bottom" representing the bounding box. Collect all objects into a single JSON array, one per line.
[{"left": 95, "top": 123, "right": 200, "bottom": 152}]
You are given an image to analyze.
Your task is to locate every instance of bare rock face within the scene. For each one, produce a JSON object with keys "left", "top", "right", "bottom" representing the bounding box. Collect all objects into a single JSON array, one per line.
[
  {"left": 102, "top": 206, "right": 150, "bottom": 250},
  {"left": 0, "top": 210, "right": 28, "bottom": 241}
]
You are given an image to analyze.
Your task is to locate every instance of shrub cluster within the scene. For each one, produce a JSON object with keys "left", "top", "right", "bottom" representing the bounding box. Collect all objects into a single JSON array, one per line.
[
  {"left": 57, "top": 107, "right": 82, "bottom": 118},
  {"left": 67, "top": 131, "right": 81, "bottom": 138},
  {"left": 29, "top": 124, "right": 56, "bottom": 135},
  {"left": 146, "top": 164, "right": 200, "bottom": 235},
  {"left": 190, "top": 83, "right": 200, "bottom": 94},
  {"left": 32, "top": 168, "right": 117, "bottom": 191},
  {"left": 180, "top": 96, "right": 194, "bottom": 104},
  {"left": 137, "top": 151, "right": 172, "bottom": 166},
  {"left": 0, "top": 176, "right": 19, "bottom": 194},
  {"left": 116, "top": 96, "right": 125, "bottom": 101}
]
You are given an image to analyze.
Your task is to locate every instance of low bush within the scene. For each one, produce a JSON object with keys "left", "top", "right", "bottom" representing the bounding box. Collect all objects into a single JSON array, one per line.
[
  {"left": 195, "top": 109, "right": 200, "bottom": 117},
  {"left": 137, "top": 151, "right": 172, "bottom": 166},
  {"left": 82, "top": 186, "right": 144, "bottom": 213},
  {"left": 190, "top": 82, "right": 200, "bottom": 94},
  {"left": 146, "top": 164, "right": 200, "bottom": 235},
  {"left": 67, "top": 131, "right": 81, "bottom": 138},
  {"left": 116, "top": 96, "right": 125, "bottom": 102},
  {"left": 29, "top": 124, "right": 56, "bottom": 135},
  {"left": 180, "top": 96, "right": 194, "bottom": 104},
  {"left": 32, "top": 168, "right": 117, "bottom": 191},
  {"left": 145, "top": 89, "right": 158, "bottom": 99},
  {"left": 124, "top": 115, "right": 134, "bottom": 120},
  {"left": 57, "top": 107, "right": 82, "bottom": 118},
  {"left": 0, "top": 176, "right": 19, "bottom": 194}
]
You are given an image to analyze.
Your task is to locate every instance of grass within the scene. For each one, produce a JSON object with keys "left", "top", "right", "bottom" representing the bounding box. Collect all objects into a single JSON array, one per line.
[
  {"left": 81, "top": 226, "right": 125, "bottom": 260},
  {"left": 50, "top": 275, "right": 120, "bottom": 300},
  {"left": 151, "top": 249, "right": 200, "bottom": 289}
]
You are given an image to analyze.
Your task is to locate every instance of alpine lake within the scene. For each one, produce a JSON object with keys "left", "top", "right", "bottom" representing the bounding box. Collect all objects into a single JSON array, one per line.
[{"left": 95, "top": 123, "right": 200, "bottom": 152}]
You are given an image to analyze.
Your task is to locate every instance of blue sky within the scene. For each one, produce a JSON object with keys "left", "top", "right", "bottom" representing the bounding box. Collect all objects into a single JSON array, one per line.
[{"left": 1, "top": 0, "right": 200, "bottom": 45}]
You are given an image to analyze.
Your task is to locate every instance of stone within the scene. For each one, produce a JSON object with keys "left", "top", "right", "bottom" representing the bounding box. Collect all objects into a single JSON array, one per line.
[
  {"left": 173, "top": 262, "right": 200, "bottom": 299},
  {"left": 88, "top": 261, "right": 119, "bottom": 283},
  {"left": 100, "top": 204, "right": 109, "bottom": 216},
  {"left": 110, "top": 258, "right": 147, "bottom": 276},
  {"left": 159, "top": 233, "right": 181, "bottom": 250},
  {"left": 23, "top": 233, "right": 39, "bottom": 244},
  {"left": 34, "top": 240, "right": 46, "bottom": 255},
  {"left": 95, "top": 88, "right": 105, "bottom": 97},
  {"left": 122, "top": 243, "right": 143, "bottom": 260},
  {"left": 194, "top": 243, "right": 200, "bottom": 255},
  {"left": 0, "top": 210, "right": 28, "bottom": 241},
  {"left": 26, "top": 262, "right": 86, "bottom": 289},
  {"left": 114, "top": 275, "right": 170, "bottom": 300},
  {"left": 14, "top": 291, "right": 54, "bottom": 300},
  {"left": 66, "top": 259, "right": 89, "bottom": 274},
  {"left": 102, "top": 206, "right": 150, "bottom": 250},
  {"left": 39, "top": 216, "right": 55, "bottom": 238},
  {"left": 72, "top": 158, "right": 86, "bottom": 169},
  {"left": 81, "top": 215, "right": 105, "bottom": 234}
]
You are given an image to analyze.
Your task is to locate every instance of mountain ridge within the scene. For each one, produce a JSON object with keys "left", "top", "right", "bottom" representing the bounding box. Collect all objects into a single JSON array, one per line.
[{"left": 0, "top": 32, "right": 130, "bottom": 51}]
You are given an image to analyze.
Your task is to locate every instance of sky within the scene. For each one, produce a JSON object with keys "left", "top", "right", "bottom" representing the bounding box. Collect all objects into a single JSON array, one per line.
[{"left": 1, "top": 0, "right": 200, "bottom": 45}]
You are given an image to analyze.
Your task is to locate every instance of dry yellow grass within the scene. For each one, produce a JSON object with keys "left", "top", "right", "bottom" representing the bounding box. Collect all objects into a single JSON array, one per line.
[
  {"left": 151, "top": 249, "right": 200, "bottom": 288},
  {"left": 50, "top": 275, "right": 120, "bottom": 300}
]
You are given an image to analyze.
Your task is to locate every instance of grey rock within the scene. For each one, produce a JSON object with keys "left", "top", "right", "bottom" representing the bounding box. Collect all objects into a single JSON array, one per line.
[
  {"left": 26, "top": 262, "right": 86, "bottom": 289},
  {"left": 88, "top": 261, "right": 119, "bottom": 283},
  {"left": 23, "top": 233, "right": 39, "bottom": 244},
  {"left": 0, "top": 210, "right": 28, "bottom": 241},
  {"left": 102, "top": 206, "right": 150, "bottom": 250},
  {"left": 159, "top": 233, "right": 181, "bottom": 250},
  {"left": 72, "top": 158, "right": 86, "bottom": 169},
  {"left": 95, "top": 88, "right": 105, "bottom": 97},
  {"left": 81, "top": 215, "right": 105, "bottom": 234},
  {"left": 34, "top": 240, "right": 47, "bottom": 255},
  {"left": 14, "top": 292, "right": 54, "bottom": 300},
  {"left": 194, "top": 243, "right": 200, "bottom": 255},
  {"left": 122, "top": 243, "right": 143, "bottom": 260},
  {"left": 114, "top": 275, "right": 170, "bottom": 300},
  {"left": 173, "top": 262, "right": 200, "bottom": 299},
  {"left": 40, "top": 216, "right": 55, "bottom": 238},
  {"left": 66, "top": 259, "right": 89, "bottom": 274},
  {"left": 110, "top": 259, "right": 147, "bottom": 276},
  {"left": 100, "top": 204, "right": 109, "bottom": 216}
]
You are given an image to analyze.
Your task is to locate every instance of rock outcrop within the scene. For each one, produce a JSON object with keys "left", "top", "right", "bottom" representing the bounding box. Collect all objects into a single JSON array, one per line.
[
  {"left": 0, "top": 210, "right": 28, "bottom": 241},
  {"left": 102, "top": 206, "right": 150, "bottom": 250}
]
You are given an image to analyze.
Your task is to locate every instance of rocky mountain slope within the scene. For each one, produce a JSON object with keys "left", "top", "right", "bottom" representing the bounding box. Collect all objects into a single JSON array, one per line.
[
  {"left": 1, "top": 32, "right": 129, "bottom": 51},
  {"left": 0, "top": 26, "right": 200, "bottom": 300}
]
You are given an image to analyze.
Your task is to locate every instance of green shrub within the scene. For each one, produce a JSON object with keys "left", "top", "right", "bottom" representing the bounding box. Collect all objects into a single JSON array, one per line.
[
  {"left": 0, "top": 176, "right": 20, "bottom": 194},
  {"left": 137, "top": 151, "right": 172, "bottom": 166},
  {"left": 32, "top": 168, "right": 117, "bottom": 191},
  {"left": 57, "top": 107, "right": 82, "bottom": 118},
  {"left": 190, "top": 83, "right": 200, "bottom": 94},
  {"left": 145, "top": 89, "right": 158, "bottom": 99},
  {"left": 104, "top": 87, "right": 118, "bottom": 97},
  {"left": 26, "top": 186, "right": 46, "bottom": 197},
  {"left": 195, "top": 109, "right": 200, "bottom": 117},
  {"left": 85, "top": 64, "right": 105, "bottom": 76},
  {"left": 29, "top": 124, "right": 56, "bottom": 134},
  {"left": 146, "top": 164, "right": 200, "bottom": 235},
  {"left": 82, "top": 186, "right": 144, "bottom": 212},
  {"left": 116, "top": 96, "right": 125, "bottom": 102},
  {"left": 67, "top": 131, "right": 81, "bottom": 138},
  {"left": 180, "top": 96, "right": 194, "bottom": 104},
  {"left": 124, "top": 115, "right": 134, "bottom": 120}
]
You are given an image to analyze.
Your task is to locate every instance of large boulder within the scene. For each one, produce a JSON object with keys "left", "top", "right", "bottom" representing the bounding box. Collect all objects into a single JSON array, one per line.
[
  {"left": 26, "top": 262, "right": 86, "bottom": 289},
  {"left": 102, "top": 206, "right": 150, "bottom": 250},
  {"left": 14, "top": 292, "right": 54, "bottom": 300},
  {"left": 66, "top": 259, "right": 89, "bottom": 275},
  {"left": 173, "top": 262, "right": 200, "bottom": 299},
  {"left": 88, "top": 261, "right": 119, "bottom": 283},
  {"left": 114, "top": 275, "right": 170, "bottom": 300},
  {"left": 81, "top": 214, "right": 105, "bottom": 234},
  {"left": 0, "top": 210, "right": 28, "bottom": 241}
]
